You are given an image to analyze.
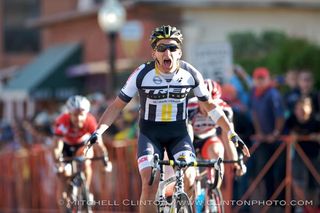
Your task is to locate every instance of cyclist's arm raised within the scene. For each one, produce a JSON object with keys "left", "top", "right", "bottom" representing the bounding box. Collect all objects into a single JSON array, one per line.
[
  {"left": 88, "top": 65, "right": 142, "bottom": 145},
  {"left": 88, "top": 97, "right": 128, "bottom": 144}
]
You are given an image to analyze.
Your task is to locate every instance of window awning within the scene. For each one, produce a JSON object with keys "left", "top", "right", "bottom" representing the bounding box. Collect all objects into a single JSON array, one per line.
[
  {"left": 66, "top": 58, "right": 142, "bottom": 77},
  {"left": 1, "top": 42, "right": 84, "bottom": 101}
]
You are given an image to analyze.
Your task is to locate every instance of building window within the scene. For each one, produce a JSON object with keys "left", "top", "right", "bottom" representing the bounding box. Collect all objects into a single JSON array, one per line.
[{"left": 3, "top": 0, "right": 40, "bottom": 53}]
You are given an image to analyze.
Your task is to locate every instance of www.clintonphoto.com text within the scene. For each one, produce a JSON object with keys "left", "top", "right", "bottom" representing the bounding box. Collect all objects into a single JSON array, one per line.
[{"left": 59, "top": 199, "right": 314, "bottom": 207}]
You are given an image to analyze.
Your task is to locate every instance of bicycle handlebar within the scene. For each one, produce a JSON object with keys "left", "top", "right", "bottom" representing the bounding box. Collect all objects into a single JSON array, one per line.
[
  {"left": 148, "top": 154, "right": 223, "bottom": 187},
  {"left": 222, "top": 149, "right": 247, "bottom": 175},
  {"left": 158, "top": 159, "right": 222, "bottom": 168},
  {"left": 58, "top": 155, "right": 108, "bottom": 164},
  {"left": 222, "top": 159, "right": 243, "bottom": 164}
]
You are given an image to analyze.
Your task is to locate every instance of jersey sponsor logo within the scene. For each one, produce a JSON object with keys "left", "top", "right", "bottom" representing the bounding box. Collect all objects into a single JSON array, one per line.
[
  {"left": 153, "top": 76, "right": 162, "bottom": 84},
  {"left": 176, "top": 151, "right": 196, "bottom": 162},
  {"left": 57, "top": 124, "right": 68, "bottom": 134},
  {"left": 142, "top": 87, "right": 191, "bottom": 99},
  {"left": 177, "top": 154, "right": 186, "bottom": 160}
]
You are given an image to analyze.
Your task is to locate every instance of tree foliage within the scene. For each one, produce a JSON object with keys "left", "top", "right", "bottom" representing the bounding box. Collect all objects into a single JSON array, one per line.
[{"left": 228, "top": 31, "right": 320, "bottom": 88}]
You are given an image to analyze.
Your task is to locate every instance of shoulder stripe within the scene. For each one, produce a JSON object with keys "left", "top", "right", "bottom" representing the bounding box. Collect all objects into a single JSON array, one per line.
[
  {"left": 136, "top": 61, "right": 155, "bottom": 89},
  {"left": 118, "top": 92, "right": 132, "bottom": 103},
  {"left": 179, "top": 60, "right": 200, "bottom": 88}
]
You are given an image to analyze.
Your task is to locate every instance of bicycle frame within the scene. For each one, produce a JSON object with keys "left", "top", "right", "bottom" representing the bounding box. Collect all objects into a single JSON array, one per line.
[{"left": 149, "top": 154, "right": 222, "bottom": 213}]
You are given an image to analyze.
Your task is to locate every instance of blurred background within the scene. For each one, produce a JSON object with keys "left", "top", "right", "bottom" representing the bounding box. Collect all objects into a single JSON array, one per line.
[{"left": 0, "top": 0, "right": 319, "bottom": 212}]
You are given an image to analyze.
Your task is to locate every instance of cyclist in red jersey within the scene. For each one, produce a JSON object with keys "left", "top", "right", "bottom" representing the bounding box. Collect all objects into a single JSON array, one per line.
[
  {"left": 188, "top": 79, "right": 246, "bottom": 180},
  {"left": 53, "top": 95, "right": 110, "bottom": 196}
]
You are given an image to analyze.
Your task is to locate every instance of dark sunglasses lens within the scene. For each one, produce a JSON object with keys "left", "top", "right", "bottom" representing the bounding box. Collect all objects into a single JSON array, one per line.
[
  {"left": 156, "top": 45, "right": 178, "bottom": 52},
  {"left": 169, "top": 46, "right": 178, "bottom": 52},
  {"left": 156, "top": 45, "right": 167, "bottom": 52}
]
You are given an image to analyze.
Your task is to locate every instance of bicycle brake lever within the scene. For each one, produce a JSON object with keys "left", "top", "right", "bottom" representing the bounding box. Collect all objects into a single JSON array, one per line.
[
  {"left": 214, "top": 159, "right": 220, "bottom": 170},
  {"left": 83, "top": 142, "right": 92, "bottom": 157},
  {"left": 237, "top": 140, "right": 251, "bottom": 157}
]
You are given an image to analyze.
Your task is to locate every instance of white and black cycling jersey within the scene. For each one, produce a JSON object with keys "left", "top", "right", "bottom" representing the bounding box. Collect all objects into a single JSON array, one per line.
[{"left": 119, "top": 60, "right": 209, "bottom": 122}]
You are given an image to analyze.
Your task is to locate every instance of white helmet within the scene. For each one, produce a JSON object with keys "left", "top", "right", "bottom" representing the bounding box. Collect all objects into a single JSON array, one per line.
[{"left": 66, "top": 95, "right": 91, "bottom": 113}]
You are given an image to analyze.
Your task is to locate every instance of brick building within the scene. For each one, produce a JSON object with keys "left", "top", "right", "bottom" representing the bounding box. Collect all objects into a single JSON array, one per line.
[{"left": 1, "top": 0, "right": 320, "bottom": 122}]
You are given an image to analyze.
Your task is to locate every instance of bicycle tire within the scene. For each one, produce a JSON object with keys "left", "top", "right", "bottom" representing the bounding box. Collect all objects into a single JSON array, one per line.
[
  {"left": 77, "top": 173, "right": 93, "bottom": 213},
  {"left": 62, "top": 180, "right": 75, "bottom": 213},
  {"left": 172, "top": 193, "right": 192, "bottom": 213},
  {"left": 205, "top": 188, "right": 224, "bottom": 213}
]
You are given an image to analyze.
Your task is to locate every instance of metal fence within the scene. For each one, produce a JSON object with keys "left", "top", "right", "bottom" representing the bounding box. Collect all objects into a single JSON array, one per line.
[{"left": 0, "top": 140, "right": 141, "bottom": 213}]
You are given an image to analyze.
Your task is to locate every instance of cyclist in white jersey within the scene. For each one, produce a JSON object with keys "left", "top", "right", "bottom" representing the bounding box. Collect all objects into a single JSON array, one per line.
[
  {"left": 188, "top": 79, "right": 246, "bottom": 182},
  {"left": 88, "top": 25, "right": 250, "bottom": 213}
]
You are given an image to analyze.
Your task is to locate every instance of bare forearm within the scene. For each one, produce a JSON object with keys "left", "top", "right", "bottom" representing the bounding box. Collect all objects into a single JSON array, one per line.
[
  {"left": 98, "top": 106, "right": 121, "bottom": 129},
  {"left": 97, "top": 139, "right": 108, "bottom": 155},
  {"left": 221, "top": 130, "right": 238, "bottom": 160},
  {"left": 96, "top": 97, "right": 127, "bottom": 134},
  {"left": 53, "top": 139, "right": 63, "bottom": 159}
]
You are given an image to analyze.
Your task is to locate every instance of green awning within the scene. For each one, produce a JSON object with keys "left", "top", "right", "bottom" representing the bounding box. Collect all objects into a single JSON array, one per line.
[{"left": 2, "top": 42, "right": 84, "bottom": 100}]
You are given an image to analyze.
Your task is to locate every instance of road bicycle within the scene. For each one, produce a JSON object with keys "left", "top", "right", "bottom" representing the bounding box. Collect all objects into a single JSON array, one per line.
[
  {"left": 57, "top": 155, "right": 110, "bottom": 213},
  {"left": 149, "top": 153, "right": 223, "bottom": 213},
  {"left": 194, "top": 150, "right": 246, "bottom": 213}
]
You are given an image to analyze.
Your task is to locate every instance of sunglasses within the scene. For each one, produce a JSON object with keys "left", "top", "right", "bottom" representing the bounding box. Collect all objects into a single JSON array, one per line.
[{"left": 155, "top": 44, "right": 179, "bottom": 52}]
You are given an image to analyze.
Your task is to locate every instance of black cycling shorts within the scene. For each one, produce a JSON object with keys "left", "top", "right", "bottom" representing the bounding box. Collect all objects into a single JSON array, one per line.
[
  {"left": 137, "top": 119, "right": 196, "bottom": 171},
  {"left": 62, "top": 142, "right": 85, "bottom": 157}
]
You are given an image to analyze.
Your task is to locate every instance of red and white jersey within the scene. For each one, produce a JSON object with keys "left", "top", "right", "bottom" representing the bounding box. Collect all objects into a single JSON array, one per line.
[
  {"left": 187, "top": 97, "right": 233, "bottom": 139},
  {"left": 54, "top": 113, "right": 97, "bottom": 145}
]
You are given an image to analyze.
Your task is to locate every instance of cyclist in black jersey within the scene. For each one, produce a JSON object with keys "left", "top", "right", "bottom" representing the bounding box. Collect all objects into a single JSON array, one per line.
[{"left": 87, "top": 25, "right": 250, "bottom": 213}]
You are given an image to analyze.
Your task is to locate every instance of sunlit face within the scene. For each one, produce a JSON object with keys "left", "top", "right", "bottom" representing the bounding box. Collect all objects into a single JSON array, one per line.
[
  {"left": 152, "top": 39, "right": 182, "bottom": 73},
  {"left": 70, "top": 110, "right": 88, "bottom": 128},
  {"left": 294, "top": 99, "right": 312, "bottom": 122}
]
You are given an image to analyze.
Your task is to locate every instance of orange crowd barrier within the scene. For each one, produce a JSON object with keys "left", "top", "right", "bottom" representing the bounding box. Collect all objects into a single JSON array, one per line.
[
  {"left": 233, "top": 135, "right": 319, "bottom": 213},
  {"left": 0, "top": 140, "right": 141, "bottom": 213},
  {"left": 1, "top": 135, "right": 318, "bottom": 213}
]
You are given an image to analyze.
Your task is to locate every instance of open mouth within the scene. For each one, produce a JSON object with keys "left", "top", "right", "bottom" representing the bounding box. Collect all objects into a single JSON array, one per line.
[{"left": 163, "top": 59, "right": 172, "bottom": 69}]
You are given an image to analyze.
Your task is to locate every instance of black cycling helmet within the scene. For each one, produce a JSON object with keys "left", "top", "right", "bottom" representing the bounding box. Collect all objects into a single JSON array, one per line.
[{"left": 150, "top": 25, "right": 183, "bottom": 48}]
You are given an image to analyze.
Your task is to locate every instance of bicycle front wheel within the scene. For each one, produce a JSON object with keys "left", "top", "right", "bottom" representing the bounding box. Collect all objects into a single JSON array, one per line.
[
  {"left": 74, "top": 173, "right": 93, "bottom": 213},
  {"left": 205, "top": 188, "right": 224, "bottom": 213},
  {"left": 172, "top": 193, "right": 193, "bottom": 213}
]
